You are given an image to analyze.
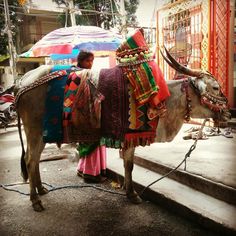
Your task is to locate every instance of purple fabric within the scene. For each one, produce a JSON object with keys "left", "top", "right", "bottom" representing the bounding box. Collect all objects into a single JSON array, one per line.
[{"left": 98, "top": 66, "right": 129, "bottom": 141}]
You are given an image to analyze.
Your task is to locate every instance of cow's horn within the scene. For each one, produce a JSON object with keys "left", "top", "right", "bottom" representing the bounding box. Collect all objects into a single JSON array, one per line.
[
  {"left": 164, "top": 46, "right": 202, "bottom": 77},
  {"left": 160, "top": 49, "right": 180, "bottom": 71}
]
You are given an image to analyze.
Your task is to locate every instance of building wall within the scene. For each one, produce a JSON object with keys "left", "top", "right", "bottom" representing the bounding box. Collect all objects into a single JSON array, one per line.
[
  {"left": 0, "top": 67, "right": 14, "bottom": 89},
  {"left": 1, "top": 3, "right": 62, "bottom": 87},
  {"left": 14, "top": 10, "right": 62, "bottom": 79},
  {"left": 18, "top": 15, "right": 61, "bottom": 53},
  {"left": 233, "top": 2, "right": 236, "bottom": 106},
  {"left": 234, "top": 15, "right": 236, "bottom": 87}
]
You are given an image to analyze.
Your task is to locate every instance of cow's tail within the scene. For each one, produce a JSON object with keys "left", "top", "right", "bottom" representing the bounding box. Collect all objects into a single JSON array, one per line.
[{"left": 17, "top": 112, "right": 28, "bottom": 181}]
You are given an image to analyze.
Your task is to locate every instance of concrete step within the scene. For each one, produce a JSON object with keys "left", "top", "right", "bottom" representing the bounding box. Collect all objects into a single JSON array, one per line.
[
  {"left": 230, "top": 108, "right": 236, "bottom": 118},
  {"left": 106, "top": 148, "right": 236, "bottom": 236},
  {"left": 133, "top": 154, "right": 236, "bottom": 205},
  {"left": 227, "top": 118, "right": 236, "bottom": 128}
]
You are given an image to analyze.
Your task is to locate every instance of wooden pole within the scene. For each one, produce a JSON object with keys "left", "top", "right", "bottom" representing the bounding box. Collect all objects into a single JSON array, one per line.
[
  {"left": 3, "top": 0, "right": 17, "bottom": 83},
  {"left": 119, "top": 0, "right": 127, "bottom": 36},
  {"left": 67, "top": 0, "right": 76, "bottom": 26}
]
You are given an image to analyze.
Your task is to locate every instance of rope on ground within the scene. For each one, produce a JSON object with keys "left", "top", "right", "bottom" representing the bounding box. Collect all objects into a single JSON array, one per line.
[
  {"left": 0, "top": 181, "right": 126, "bottom": 196},
  {"left": 140, "top": 118, "right": 209, "bottom": 196}
]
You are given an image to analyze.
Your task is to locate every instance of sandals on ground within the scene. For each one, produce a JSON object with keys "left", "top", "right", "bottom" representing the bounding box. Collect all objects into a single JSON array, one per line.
[
  {"left": 183, "top": 127, "right": 234, "bottom": 139},
  {"left": 205, "top": 127, "right": 221, "bottom": 136},
  {"left": 183, "top": 131, "right": 208, "bottom": 140},
  {"left": 184, "top": 126, "right": 200, "bottom": 133},
  {"left": 222, "top": 128, "right": 233, "bottom": 138}
]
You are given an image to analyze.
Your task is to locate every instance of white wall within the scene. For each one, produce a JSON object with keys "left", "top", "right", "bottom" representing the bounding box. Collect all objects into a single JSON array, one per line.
[
  {"left": 1, "top": 67, "right": 14, "bottom": 88},
  {"left": 136, "top": 0, "right": 170, "bottom": 27}
]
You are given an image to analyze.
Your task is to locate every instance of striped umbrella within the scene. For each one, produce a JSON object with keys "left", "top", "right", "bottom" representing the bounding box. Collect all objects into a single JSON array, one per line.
[{"left": 20, "top": 25, "right": 122, "bottom": 58}]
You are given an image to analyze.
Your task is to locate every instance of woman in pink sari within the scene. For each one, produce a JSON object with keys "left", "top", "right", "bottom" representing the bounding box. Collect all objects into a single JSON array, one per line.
[{"left": 76, "top": 51, "right": 107, "bottom": 183}]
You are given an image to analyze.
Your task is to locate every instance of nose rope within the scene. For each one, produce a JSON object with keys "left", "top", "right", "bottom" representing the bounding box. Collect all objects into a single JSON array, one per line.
[{"left": 140, "top": 118, "right": 209, "bottom": 196}]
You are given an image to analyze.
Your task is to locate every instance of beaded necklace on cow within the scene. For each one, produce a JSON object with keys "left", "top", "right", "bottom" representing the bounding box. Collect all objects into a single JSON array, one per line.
[
  {"left": 181, "top": 79, "right": 192, "bottom": 122},
  {"left": 116, "top": 46, "right": 154, "bottom": 67}
]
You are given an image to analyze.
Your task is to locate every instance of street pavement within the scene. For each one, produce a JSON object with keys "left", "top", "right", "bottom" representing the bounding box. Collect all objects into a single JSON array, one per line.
[{"left": 0, "top": 126, "right": 222, "bottom": 236}]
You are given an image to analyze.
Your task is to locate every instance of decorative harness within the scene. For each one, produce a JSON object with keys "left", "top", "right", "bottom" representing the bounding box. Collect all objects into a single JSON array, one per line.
[
  {"left": 181, "top": 79, "right": 192, "bottom": 122},
  {"left": 182, "top": 77, "right": 228, "bottom": 122}
]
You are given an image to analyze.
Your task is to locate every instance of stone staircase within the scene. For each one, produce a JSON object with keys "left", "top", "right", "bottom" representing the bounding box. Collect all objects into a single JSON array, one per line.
[
  {"left": 106, "top": 112, "right": 236, "bottom": 235},
  {"left": 228, "top": 108, "right": 236, "bottom": 128},
  {"left": 106, "top": 144, "right": 236, "bottom": 236},
  {"left": 133, "top": 155, "right": 236, "bottom": 205}
]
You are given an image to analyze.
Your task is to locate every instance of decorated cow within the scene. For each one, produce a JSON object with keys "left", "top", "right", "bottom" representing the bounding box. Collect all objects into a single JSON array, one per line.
[{"left": 15, "top": 29, "right": 230, "bottom": 211}]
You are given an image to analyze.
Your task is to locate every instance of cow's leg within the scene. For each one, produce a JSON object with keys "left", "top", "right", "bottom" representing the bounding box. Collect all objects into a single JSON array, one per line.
[
  {"left": 36, "top": 141, "right": 48, "bottom": 196},
  {"left": 122, "top": 147, "right": 142, "bottom": 204},
  {"left": 18, "top": 82, "right": 48, "bottom": 211},
  {"left": 25, "top": 133, "right": 45, "bottom": 212}
]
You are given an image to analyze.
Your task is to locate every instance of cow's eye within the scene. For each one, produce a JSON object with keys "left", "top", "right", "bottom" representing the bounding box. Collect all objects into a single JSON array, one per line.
[{"left": 213, "top": 87, "right": 219, "bottom": 91}]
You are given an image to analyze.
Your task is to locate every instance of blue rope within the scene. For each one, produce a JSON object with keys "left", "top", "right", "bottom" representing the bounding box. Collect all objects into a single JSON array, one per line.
[{"left": 0, "top": 182, "right": 125, "bottom": 196}]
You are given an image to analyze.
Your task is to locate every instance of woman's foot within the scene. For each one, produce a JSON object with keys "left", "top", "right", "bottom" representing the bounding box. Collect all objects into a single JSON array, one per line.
[
  {"left": 101, "top": 169, "right": 107, "bottom": 177},
  {"left": 100, "top": 176, "right": 107, "bottom": 183},
  {"left": 83, "top": 174, "right": 107, "bottom": 183},
  {"left": 83, "top": 174, "right": 101, "bottom": 183},
  {"left": 77, "top": 170, "right": 83, "bottom": 177},
  {"left": 77, "top": 170, "right": 107, "bottom": 183}
]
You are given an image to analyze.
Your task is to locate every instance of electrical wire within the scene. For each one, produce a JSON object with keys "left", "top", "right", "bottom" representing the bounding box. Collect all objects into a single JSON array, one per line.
[
  {"left": 0, "top": 6, "right": 62, "bottom": 17},
  {"left": 0, "top": 3, "right": 24, "bottom": 10},
  {"left": 74, "top": 0, "right": 94, "bottom": 6},
  {"left": 0, "top": 3, "right": 120, "bottom": 16}
]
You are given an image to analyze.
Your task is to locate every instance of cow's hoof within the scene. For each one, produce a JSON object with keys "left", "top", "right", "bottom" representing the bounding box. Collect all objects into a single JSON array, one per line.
[
  {"left": 32, "top": 200, "right": 45, "bottom": 212},
  {"left": 38, "top": 187, "right": 49, "bottom": 195},
  {"left": 128, "top": 194, "right": 142, "bottom": 204}
]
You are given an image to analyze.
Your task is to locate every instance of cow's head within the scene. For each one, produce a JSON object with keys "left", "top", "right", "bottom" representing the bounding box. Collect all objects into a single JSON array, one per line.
[{"left": 161, "top": 47, "right": 231, "bottom": 122}]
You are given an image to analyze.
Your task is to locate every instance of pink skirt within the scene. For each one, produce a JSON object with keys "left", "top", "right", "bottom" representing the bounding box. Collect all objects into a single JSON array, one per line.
[{"left": 77, "top": 145, "right": 106, "bottom": 176}]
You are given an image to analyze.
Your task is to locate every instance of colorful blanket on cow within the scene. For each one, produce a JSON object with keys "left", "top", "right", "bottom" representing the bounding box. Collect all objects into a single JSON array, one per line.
[
  {"left": 122, "top": 63, "right": 158, "bottom": 105},
  {"left": 43, "top": 66, "right": 103, "bottom": 144},
  {"left": 42, "top": 65, "right": 159, "bottom": 148},
  {"left": 63, "top": 69, "right": 104, "bottom": 143},
  {"left": 124, "top": 83, "right": 158, "bottom": 148},
  {"left": 42, "top": 30, "right": 169, "bottom": 148},
  {"left": 128, "top": 84, "right": 158, "bottom": 131},
  {"left": 98, "top": 66, "right": 129, "bottom": 147},
  {"left": 43, "top": 65, "right": 72, "bottom": 143}
]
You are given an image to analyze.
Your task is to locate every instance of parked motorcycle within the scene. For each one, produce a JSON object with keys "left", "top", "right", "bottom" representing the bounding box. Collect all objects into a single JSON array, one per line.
[{"left": 0, "top": 85, "right": 16, "bottom": 128}]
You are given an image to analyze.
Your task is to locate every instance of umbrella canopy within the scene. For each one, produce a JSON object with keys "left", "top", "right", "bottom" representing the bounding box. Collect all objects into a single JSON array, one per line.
[{"left": 20, "top": 26, "right": 122, "bottom": 58}]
